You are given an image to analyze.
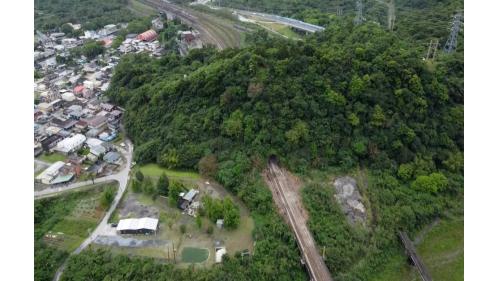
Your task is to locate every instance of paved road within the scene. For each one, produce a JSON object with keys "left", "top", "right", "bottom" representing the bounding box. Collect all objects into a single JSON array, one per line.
[
  {"left": 52, "top": 140, "right": 134, "bottom": 281},
  {"left": 233, "top": 10, "right": 325, "bottom": 33},
  {"left": 265, "top": 161, "right": 333, "bottom": 281},
  {"left": 35, "top": 145, "right": 132, "bottom": 199}
]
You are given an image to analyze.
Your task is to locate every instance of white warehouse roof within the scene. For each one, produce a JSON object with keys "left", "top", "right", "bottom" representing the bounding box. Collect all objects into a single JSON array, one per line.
[
  {"left": 117, "top": 218, "right": 159, "bottom": 232},
  {"left": 55, "top": 134, "right": 86, "bottom": 153},
  {"left": 36, "top": 161, "right": 65, "bottom": 184},
  {"left": 86, "top": 137, "right": 103, "bottom": 148}
]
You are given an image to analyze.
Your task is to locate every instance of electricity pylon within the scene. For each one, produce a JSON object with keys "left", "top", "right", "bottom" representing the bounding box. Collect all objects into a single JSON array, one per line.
[
  {"left": 444, "top": 11, "right": 464, "bottom": 53},
  {"left": 425, "top": 39, "right": 439, "bottom": 60},
  {"left": 354, "top": 0, "right": 365, "bottom": 25}
]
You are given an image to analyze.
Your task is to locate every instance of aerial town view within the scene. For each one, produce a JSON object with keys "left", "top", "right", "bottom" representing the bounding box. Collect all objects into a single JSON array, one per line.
[{"left": 27, "top": 0, "right": 469, "bottom": 281}]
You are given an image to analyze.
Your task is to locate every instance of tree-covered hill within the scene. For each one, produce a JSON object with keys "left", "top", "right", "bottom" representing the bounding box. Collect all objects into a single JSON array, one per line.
[{"left": 108, "top": 22, "right": 463, "bottom": 176}]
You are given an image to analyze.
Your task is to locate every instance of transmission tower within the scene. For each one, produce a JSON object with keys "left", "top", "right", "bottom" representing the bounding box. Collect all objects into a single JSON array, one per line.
[
  {"left": 389, "top": 15, "right": 396, "bottom": 31},
  {"left": 425, "top": 39, "right": 439, "bottom": 60},
  {"left": 337, "top": 7, "right": 344, "bottom": 16},
  {"left": 443, "top": 11, "right": 463, "bottom": 53},
  {"left": 354, "top": 0, "right": 365, "bottom": 25}
]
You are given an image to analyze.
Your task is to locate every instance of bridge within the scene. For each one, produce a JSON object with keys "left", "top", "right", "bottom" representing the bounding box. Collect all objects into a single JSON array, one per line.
[{"left": 399, "top": 231, "right": 433, "bottom": 281}]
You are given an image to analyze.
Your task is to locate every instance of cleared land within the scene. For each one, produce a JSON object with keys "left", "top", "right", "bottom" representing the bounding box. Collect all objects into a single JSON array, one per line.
[{"left": 99, "top": 173, "right": 254, "bottom": 267}]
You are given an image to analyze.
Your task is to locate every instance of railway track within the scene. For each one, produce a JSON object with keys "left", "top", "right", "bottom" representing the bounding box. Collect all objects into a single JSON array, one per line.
[
  {"left": 140, "top": 0, "right": 240, "bottom": 49},
  {"left": 266, "top": 160, "right": 333, "bottom": 281}
]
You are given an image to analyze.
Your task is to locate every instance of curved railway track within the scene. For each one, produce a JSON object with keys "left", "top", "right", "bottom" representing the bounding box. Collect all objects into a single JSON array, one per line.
[{"left": 140, "top": 0, "right": 241, "bottom": 49}]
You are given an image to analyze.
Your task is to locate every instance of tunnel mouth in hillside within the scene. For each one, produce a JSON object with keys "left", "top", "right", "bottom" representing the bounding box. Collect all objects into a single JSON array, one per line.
[{"left": 268, "top": 154, "right": 279, "bottom": 165}]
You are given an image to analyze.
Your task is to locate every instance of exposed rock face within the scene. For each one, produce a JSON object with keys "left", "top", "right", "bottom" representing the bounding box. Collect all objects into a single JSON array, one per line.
[{"left": 333, "top": 176, "right": 367, "bottom": 225}]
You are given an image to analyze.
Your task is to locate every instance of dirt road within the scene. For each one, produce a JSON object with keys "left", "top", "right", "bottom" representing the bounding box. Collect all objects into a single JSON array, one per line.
[{"left": 264, "top": 160, "right": 333, "bottom": 281}]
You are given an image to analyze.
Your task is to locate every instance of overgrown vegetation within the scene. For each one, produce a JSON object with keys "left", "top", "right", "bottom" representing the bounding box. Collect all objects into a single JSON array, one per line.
[
  {"left": 302, "top": 170, "right": 462, "bottom": 279},
  {"left": 201, "top": 196, "right": 240, "bottom": 229},
  {"left": 35, "top": 184, "right": 117, "bottom": 281},
  {"left": 109, "top": 22, "right": 463, "bottom": 176}
]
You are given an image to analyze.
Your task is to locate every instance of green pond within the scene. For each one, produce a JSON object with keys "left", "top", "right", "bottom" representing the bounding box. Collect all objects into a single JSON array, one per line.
[{"left": 181, "top": 247, "right": 209, "bottom": 263}]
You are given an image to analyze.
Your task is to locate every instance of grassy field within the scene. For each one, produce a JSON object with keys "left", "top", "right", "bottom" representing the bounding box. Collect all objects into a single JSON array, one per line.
[
  {"left": 37, "top": 183, "right": 118, "bottom": 252},
  {"left": 417, "top": 217, "right": 464, "bottom": 281},
  {"left": 370, "top": 217, "right": 464, "bottom": 281},
  {"left": 257, "top": 21, "right": 303, "bottom": 40},
  {"left": 127, "top": 0, "right": 157, "bottom": 17},
  {"left": 139, "top": 164, "right": 200, "bottom": 180},
  {"left": 35, "top": 183, "right": 118, "bottom": 281},
  {"left": 37, "top": 152, "right": 66, "bottom": 163}
]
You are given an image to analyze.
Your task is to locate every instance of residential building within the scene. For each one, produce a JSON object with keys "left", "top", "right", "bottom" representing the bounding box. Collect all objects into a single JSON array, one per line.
[
  {"left": 41, "top": 134, "right": 63, "bottom": 151},
  {"left": 86, "top": 115, "right": 108, "bottom": 131},
  {"left": 36, "top": 161, "right": 65, "bottom": 184},
  {"left": 177, "top": 189, "right": 199, "bottom": 210},
  {"left": 103, "top": 151, "right": 121, "bottom": 164},
  {"left": 54, "top": 134, "right": 86, "bottom": 154},
  {"left": 137, "top": 30, "right": 158, "bottom": 42}
]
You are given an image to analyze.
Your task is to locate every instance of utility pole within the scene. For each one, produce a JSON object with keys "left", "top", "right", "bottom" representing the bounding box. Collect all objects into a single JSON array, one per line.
[
  {"left": 336, "top": 0, "right": 343, "bottom": 16},
  {"left": 425, "top": 39, "right": 439, "bottom": 61},
  {"left": 444, "top": 11, "right": 464, "bottom": 53},
  {"left": 172, "top": 242, "right": 177, "bottom": 263},
  {"left": 354, "top": 0, "right": 365, "bottom": 26}
]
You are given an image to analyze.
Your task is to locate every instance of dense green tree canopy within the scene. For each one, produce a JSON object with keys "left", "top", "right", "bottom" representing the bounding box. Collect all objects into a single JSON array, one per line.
[
  {"left": 108, "top": 22, "right": 463, "bottom": 175},
  {"left": 35, "top": 0, "right": 135, "bottom": 31}
]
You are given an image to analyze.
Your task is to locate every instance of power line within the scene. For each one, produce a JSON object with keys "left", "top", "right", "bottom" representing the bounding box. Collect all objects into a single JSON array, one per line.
[{"left": 443, "top": 11, "right": 463, "bottom": 53}]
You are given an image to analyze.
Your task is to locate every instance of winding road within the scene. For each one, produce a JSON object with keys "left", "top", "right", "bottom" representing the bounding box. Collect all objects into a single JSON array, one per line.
[{"left": 46, "top": 140, "right": 134, "bottom": 281}]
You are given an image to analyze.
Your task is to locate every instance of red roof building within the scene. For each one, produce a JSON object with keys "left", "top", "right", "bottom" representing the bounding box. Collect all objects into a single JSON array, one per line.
[
  {"left": 137, "top": 30, "right": 158, "bottom": 42},
  {"left": 74, "top": 85, "right": 85, "bottom": 95},
  {"left": 101, "top": 38, "right": 113, "bottom": 48}
]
